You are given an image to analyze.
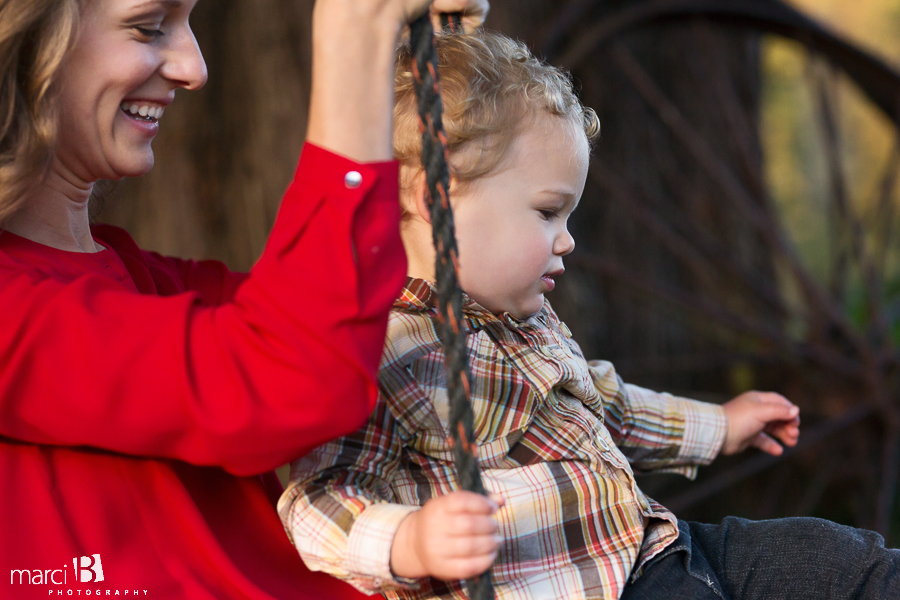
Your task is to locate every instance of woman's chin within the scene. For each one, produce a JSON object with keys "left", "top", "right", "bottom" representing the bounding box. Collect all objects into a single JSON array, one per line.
[{"left": 109, "top": 152, "right": 155, "bottom": 179}]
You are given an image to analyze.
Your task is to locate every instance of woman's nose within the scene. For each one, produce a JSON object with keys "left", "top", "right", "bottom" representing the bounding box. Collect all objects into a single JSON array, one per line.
[{"left": 160, "top": 27, "right": 208, "bottom": 91}]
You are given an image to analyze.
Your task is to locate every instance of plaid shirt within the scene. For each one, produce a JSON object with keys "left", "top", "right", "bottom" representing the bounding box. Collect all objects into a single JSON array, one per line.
[{"left": 280, "top": 278, "right": 726, "bottom": 600}]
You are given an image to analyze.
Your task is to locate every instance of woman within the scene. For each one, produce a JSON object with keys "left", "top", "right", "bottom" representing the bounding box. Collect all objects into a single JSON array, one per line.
[{"left": 0, "top": 0, "right": 486, "bottom": 598}]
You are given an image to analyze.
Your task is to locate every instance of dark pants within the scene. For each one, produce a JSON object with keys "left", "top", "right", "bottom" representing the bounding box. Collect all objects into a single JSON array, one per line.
[{"left": 621, "top": 517, "right": 900, "bottom": 600}]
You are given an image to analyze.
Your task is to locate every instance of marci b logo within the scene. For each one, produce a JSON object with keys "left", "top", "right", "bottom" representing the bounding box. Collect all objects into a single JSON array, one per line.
[{"left": 74, "top": 555, "right": 104, "bottom": 583}]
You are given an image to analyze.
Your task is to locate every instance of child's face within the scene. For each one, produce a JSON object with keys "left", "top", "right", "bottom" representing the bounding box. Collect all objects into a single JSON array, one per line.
[{"left": 452, "top": 113, "right": 589, "bottom": 319}]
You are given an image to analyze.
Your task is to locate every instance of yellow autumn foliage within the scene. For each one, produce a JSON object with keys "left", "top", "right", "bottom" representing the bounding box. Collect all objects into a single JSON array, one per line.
[{"left": 762, "top": 0, "right": 900, "bottom": 290}]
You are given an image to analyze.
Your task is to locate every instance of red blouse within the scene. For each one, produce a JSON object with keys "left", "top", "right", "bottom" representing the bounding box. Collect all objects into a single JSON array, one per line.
[{"left": 0, "top": 144, "right": 406, "bottom": 599}]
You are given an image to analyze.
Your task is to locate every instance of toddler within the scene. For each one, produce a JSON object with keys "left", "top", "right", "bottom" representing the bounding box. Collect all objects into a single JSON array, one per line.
[{"left": 279, "top": 31, "right": 899, "bottom": 600}]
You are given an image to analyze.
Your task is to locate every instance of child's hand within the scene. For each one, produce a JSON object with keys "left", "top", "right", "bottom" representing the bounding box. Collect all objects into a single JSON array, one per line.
[
  {"left": 391, "top": 491, "right": 504, "bottom": 581},
  {"left": 721, "top": 391, "right": 800, "bottom": 456}
]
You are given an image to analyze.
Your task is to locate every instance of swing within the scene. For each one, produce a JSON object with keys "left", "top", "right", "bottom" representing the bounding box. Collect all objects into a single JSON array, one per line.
[{"left": 409, "top": 10, "right": 494, "bottom": 600}]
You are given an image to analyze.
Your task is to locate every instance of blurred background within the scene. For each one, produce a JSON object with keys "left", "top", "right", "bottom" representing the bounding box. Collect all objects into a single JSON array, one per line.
[{"left": 98, "top": 0, "right": 900, "bottom": 544}]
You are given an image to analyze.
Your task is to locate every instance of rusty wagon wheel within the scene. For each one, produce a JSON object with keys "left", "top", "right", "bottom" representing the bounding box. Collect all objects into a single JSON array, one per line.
[{"left": 534, "top": 0, "right": 900, "bottom": 540}]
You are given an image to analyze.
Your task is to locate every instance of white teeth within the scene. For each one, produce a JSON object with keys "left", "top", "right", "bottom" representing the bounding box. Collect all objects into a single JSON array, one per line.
[{"left": 120, "top": 102, "right": 165, "bottom": 120}]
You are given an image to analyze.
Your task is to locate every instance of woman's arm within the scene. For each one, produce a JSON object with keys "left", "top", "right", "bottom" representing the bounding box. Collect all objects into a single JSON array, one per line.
[
  {"left": 143, "top": 250, "right": 248, "bottom": 305},
  {"left": 0, "top": 0, "right": 488, "bottom": 473},
  {"left": 0, "top": 146, "right": 404, "bottom": 475},
  {"left": 307, "top": 0, "right": 489, "bottom": 162}
]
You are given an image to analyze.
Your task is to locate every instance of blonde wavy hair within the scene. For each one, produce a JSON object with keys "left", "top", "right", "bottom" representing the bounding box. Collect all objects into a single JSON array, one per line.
[
  {"left": 394, "top": 30, "right": 600, "bottom": 193},
  {"left": 0, "top": 0, "right": 80, "bottom": 225}
]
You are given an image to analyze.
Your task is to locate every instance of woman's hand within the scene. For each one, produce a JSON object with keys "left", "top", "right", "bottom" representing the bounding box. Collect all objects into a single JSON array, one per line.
[
  {"left": 390, "top": 491, "right": 504, "bottom": 581},
  {"left": 395, "top": 0, "right": 490, "bottom": 30},
  {"left": 430, "top": 0, "right": 490, "bottom": 32},
  {"left": 721, "top": 391, "right": 801, "bottom": 456},
  {"left": 306, "top": 0, "right": 488, "bottom": 162}
]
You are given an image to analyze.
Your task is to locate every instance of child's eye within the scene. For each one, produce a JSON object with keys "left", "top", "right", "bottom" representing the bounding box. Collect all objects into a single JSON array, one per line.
[
  {"left": 134, "top": 26, "right": 165, "bottom": 41},
  {"left": 539, "top": 209, "right": 558, "bottom": 221}
]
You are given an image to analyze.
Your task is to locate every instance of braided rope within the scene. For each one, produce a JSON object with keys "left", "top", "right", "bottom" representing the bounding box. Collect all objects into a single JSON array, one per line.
[
  {"left": 409, "top": 12, "right": 495, "bottom": 600},
  {"left": 440, "top": 12, "right": 463, "bottom": 33}
]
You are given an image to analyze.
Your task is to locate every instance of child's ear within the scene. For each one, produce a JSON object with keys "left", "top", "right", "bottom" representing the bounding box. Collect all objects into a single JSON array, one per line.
[
  {"left": 414, "top": 173, "right": 460, "bottom": 224},
  {"left": 414, "top": 172, "right": 432, "bottom": 225}
]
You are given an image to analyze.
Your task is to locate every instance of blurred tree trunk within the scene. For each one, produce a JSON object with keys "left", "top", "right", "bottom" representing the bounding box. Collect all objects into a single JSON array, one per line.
[
  {"left": 490, "top": 3, "right": 772, "bottom": 396},
  {"left": 556, "top": 14, "right": 771, "bottom": 395}
]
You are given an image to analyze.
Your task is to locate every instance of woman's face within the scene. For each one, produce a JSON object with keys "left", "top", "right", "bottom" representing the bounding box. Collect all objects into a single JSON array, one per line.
[{"left": 55, "top": 0, "right": 206, "bottom": 183}]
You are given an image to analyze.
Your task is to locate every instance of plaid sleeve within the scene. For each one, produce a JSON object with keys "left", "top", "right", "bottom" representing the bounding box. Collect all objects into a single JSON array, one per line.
[
  {"left": 588, "top": 360, "right": 726, "bottom": 478},
  {"left": 278, "top": 397, "right": 421, "bottom": 594},
  {"left": 674, "top": 394, "right": 727, "bottom": 465}
]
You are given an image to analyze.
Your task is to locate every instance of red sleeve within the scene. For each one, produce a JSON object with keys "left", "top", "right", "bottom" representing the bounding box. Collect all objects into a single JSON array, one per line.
[
  {"left": 0, "top": 143, "right": 407, "bottom": 476},
  {"left": 146, "top": 252, "right": 249, "bottom": 305}
]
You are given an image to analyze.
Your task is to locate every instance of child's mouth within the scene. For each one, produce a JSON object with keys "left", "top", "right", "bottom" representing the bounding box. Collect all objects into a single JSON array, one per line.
[{"left": 542, "top": 269, "right": 564, "bottom": 292}]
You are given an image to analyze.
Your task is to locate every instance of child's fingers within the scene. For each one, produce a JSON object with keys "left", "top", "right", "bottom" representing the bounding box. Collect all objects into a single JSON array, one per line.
[
  {"left": 754, "top": 400, "right": 799, "bottom": 426},
  {"left": 427, "top": 521, "right": 501, "bottom": 580},
  {"left": 756, "top": 393, "right": 801, "bottom": 427},
  {"left": 442, "top": 490, "right": 501, "bottom": 515},
  {"left": 757, "top": 391, "right": 793, "bottom": 407},
  {"left": 443, "top": 530, "right": 502, "bottom": 557},
  {"left": 751, "top": 431, "right": 784, "bottom": 456},
  {"left": 446, "top": 513, "right": 499, "bottom": 537},
  {"left": 435, "top": 551, "right": 498, "bottom": 581},
  {"left": 766, "top": 421, "right": 800, "bottom": 447}
]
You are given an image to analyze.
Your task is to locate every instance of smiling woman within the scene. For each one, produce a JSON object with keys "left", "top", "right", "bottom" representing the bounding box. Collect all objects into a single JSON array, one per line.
[
  {"left": 0, "top": 0, "right": 204, "bottom": 250},
  {"left": 0, "top": 0, "right": 488, "bottom": 598},
  {"left": 57, "top": 0, "right": 206, "bottom": 187}
]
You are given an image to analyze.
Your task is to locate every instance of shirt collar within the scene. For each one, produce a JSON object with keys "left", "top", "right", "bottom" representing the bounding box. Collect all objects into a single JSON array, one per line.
[{"left": 395, "top": 277, "right": 548, "bottom": 330}]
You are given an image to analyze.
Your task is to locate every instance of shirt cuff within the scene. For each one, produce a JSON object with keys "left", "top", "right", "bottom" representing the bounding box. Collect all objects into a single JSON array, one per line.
[
  {"left": 346, "top": 503, "right": 421, "bottom": 589},
  {"left": 676, "top": 398, "right": 727, "bottom": 466},
  {"left": 293, "top": 142, "right": 399, "bottom": 190}
]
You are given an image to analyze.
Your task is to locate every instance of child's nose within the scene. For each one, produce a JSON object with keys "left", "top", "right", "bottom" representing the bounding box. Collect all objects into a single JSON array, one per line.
[{"left": 555, "top": 229, "right": 575, "bottom": 256}]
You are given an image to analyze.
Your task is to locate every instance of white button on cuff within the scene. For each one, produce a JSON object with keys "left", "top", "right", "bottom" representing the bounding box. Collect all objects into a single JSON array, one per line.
[{"left": 344, "top": 170, "right": 363, "bottom": 189}]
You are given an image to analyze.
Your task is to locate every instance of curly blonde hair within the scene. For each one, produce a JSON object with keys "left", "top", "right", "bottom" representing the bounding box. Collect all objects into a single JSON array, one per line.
[
  {"left": 394, "top": 30, "right": 600, "bottom": 192},
  {"left": 0, "top": 0, "right": 80, "bottom": 225}
]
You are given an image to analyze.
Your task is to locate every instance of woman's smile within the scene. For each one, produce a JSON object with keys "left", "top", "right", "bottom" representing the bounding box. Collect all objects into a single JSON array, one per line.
[
  {"left": 118, "top": 100, "right": 170, "bottom": 137},
  {"left": 120, "top": 101, "right": 167, "bottom": 122}
]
